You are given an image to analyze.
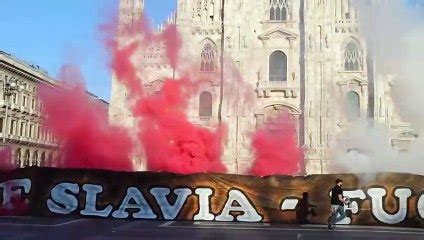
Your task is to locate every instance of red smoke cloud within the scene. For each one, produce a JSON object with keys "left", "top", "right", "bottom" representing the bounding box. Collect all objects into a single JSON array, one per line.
[
  {"left": 104, "top": 15, "right": 226, "bottom": 174},
  {"left": 38, "top": 65, "right": 134, "bottom": 171},
  {"left": 249, "top": 113, "right": 303, "bottom": 176},
  {"left": 161, "top": 25, "right": 181, "bottom": 69},
  {"left": 136, "top": 79, "right": 226, "bottom": 174}
]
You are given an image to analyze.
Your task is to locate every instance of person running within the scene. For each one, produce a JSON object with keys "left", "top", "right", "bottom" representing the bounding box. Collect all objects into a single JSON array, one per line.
[{"left": 327, "top": 179, "right": 348, "bottom": 230}]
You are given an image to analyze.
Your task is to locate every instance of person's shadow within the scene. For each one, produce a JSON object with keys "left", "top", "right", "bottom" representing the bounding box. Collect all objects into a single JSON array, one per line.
[{"left": 295, "top": 192, "right": 317, "bottom": 224}]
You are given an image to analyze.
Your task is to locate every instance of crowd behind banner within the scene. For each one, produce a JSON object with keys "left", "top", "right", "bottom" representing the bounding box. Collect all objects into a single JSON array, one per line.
[{"left": 0, "top": 167, "right": 424, "bottom": 227}]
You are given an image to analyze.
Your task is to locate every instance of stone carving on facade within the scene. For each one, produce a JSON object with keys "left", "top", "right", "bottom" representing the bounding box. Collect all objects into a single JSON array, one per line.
[
  {"left": 326, "top": 133, "right": 332, "bottom": 148},
  {"left": 243, "top": 133, "right": 250, "bottom": 148},
  {"left": 308, "top": 132, "right": 313, "bottom": 148},
  {"left": 308, "top": 101, "right": 314, "bottom": 118},
  {"left": 325, "top": 34, "right": 329, "bottom": 48},
  {"left": 144, "top": 79, "right": 164, "bottom": 93},
  {"left": 240, "top": 132, "right": 251, "bottom": 156},
  {"left": 193, "top": 0, "right": 201, "bottom": 20},
  {"left": 142, "top": 42, "right": 167, "bottom": 67},
  {"left": 379, "top": 97, "right": 384, "bottom": 117},
  {"left": 269, "top": 105, "right": 285, "bottom": 119},
  {"left": 326, "top": 100, "right": 331, "bottom": 117},
  {"left": 254, "top": 114, "right": 265, "bottom": 128},
  {"left": 309, "top": 34, "right": 313, "bottom": 49},
  {"left": 226, "top": 36, "right": 232, "bottom": 49}
]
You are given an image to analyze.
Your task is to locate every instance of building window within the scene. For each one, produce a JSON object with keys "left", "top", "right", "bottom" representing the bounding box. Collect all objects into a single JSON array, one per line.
[
  {"left": 12, "top": 93, "right": 17, "bottom": 104},
  {"left": 37, "top": 126, "right": 41, "bottom": 139},
  {"left": 40, "top": 152, "right": 46, "bottom": 167},
  {"left": 23, "top": 95, "right": 27, "bottom": 107},
  {"left": 269, "top": 51, "right": 288, "bottom": 82},
  {"left": 0, "top": 118, "right": 3, "bottom": 133},
  {"left": 346, "top": 91, "right": 360, "bottom": 121},
  {"left": 24, "top": 149, "right": 30, "bottom": 167},
  {"left": 48, "top": 153, "right": 53, "bottom": 167},
  {"left": 200, "top": 42, "right": 216, "bottom": 72},
  {"left": 199, "top": 91, "right": 213, "bottom": 117},
  {"left": 20, "top": 122, "right": 26, "bottom": 137},
  {"left": 10, "top": 120, "right": 16, "bottom": 135},
  {"left": 270, "top": 0, "right": 289, "bottom": 21},
  {"left": 33, "top": 151, "right": 39, "bottom": 166},
  {"left": 31, "top": 99, "right": 36, "bottom": 109},
  {"left": 15, "top": 148, "right": 21, "bottom": 167},
  {"left": 29, "top": 124, "right": 33, "bottom": 138},
  {"left": 344, "top": 41, "right": 363, "bottom": 71}
]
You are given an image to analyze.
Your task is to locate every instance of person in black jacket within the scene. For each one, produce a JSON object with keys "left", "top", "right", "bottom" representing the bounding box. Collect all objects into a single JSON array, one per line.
[{"left": 327, "top": 179, "right": 348, "bottom": 230}]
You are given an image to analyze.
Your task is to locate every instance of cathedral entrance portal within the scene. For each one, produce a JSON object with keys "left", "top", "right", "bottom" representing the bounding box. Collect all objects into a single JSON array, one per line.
[{"left": 254, "top": 104, "right": 300, "bottom": 145}]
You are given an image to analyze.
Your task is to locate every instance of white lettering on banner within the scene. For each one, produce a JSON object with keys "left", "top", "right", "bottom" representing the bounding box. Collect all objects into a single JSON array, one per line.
[
  {"left": 193, "top": 188, "right": 215, "bottom": 221},
  {"left": 80, "top": 184, "right": 113, "bottom": 217},
  {"left": 416, "top": 193, "right": 424, "bottom": 219},
  {"left": 215, "top": 189, "right": 262, "bottom": 222},
  {"left": 328, "top": 190, "right": 367, "bottom": 225},
  {"left": 280, "top": 199, "right": 299, "bottom": 210},
  {"left": 47, "top": 182, "right": 79, "bottom": 214},
  {"left": 112, "top": 187, "right": 157, "bottom": 219},
  {"left": 150, "top": 188, "right": 192, "bottom": 220},
  {"left": 0, "top": 178, "right": 31, "bottom": 207},
  {"left": 367, "top": 188, "right": 412, "bottom": 224}
]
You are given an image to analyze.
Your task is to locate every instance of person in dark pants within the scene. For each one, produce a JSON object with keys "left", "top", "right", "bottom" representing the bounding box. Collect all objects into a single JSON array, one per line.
[
  {"left": 327, "top": 179, "right": 348, "bottom": 230},
  {"left": 295, "top": 192, "right": 317, "bottom": 224}
]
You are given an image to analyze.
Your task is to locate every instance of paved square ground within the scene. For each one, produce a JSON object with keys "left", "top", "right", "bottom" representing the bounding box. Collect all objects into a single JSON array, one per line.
[{"left": 0, "top": 216, "right": 423, "bottom": 240}]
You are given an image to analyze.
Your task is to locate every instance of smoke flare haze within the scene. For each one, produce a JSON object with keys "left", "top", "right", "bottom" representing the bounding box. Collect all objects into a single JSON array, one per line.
[
  {"left": 330, "top": 1, "right": 424, "bottom": 178},
  {"left": 103, "top": 15, "right": 228, "bottom": 174},
  {"left": 38, "top": 65, "right": 134, "bottom": 171},
  {"left": 249, "top": 113, "right": 303, "bottom": 176}
]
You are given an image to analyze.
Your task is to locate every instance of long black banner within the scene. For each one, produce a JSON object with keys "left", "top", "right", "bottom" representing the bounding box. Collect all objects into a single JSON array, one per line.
[{"left": 0, "top": 167, "right": 423, "bottom": 227}]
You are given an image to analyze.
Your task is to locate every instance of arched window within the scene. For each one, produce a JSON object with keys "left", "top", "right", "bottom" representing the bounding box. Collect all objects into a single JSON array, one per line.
[
  {"left": 33, "top": 151, "right": 38, "bottom": 166},
  {"left": 199, "top": 91, "right": 213, "bottom": 117},
  {"left": 200, "top": 42, "right": 216, "bottom": 72},
  {"left": 344, "top": 41, "right": 363, "bottom": 71},
  {"left": 15, "top": 148, "right": 21, "bottom": 167},
  {"left": 346, "top": 91, "right": 360, "bottom": 120},
  {"left": 269, "top": 51, "right": 288, "bottom": 82},
  {"left": 40, "top": 152, "right": 46, "bottom": 167},
  {"left": 270, "top": 0, "right": 289, "bottom": 21},
  {"left": 48, "top": 153, "right": 53, "bottom": 167},
  {"left": 24, "top": 149, "right": 30, "bottom": 167}
]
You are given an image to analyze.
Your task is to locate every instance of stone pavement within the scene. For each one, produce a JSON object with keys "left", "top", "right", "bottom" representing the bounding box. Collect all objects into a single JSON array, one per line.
[{"left": 0, "top": 216, "right": 423, "bottom": 240}]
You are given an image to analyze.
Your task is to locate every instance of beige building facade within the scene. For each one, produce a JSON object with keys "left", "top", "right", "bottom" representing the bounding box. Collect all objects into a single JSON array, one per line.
[
  {"left": 110, "top": 0, "right": 414, "bottom": 174},
  {"left": 1, "top": 51, "right": 109, "bottom": 168},
  {"left": 0, "top": 51, "right": 59, "bottom": 167}
]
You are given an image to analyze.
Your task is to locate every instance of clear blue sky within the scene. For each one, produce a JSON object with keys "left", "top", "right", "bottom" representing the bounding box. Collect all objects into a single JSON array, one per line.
[{"left": 0, "top": 0, "right": 176, "bottom": 101}]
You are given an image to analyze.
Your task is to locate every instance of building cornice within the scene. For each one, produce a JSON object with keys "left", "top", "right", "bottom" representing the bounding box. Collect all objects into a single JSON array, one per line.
[{"left": 0, "top": 52, "right": 58, "bottom": 87}]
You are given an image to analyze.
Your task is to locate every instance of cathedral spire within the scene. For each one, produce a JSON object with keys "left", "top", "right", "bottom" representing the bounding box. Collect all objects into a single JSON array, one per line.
[{"left": 119, "top": 0, "right": 144, "bottom": 25}]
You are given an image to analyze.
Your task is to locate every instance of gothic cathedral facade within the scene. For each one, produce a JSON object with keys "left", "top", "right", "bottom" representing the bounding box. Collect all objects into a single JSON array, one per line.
[{"left": 110, "top": 0, "right": 413, "bottom": 174}]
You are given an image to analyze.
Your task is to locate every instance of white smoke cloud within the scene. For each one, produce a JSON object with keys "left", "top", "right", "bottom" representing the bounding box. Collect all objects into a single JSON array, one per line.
[{"left": 329, "top": 1, "right": 424, "bottom": 177}]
